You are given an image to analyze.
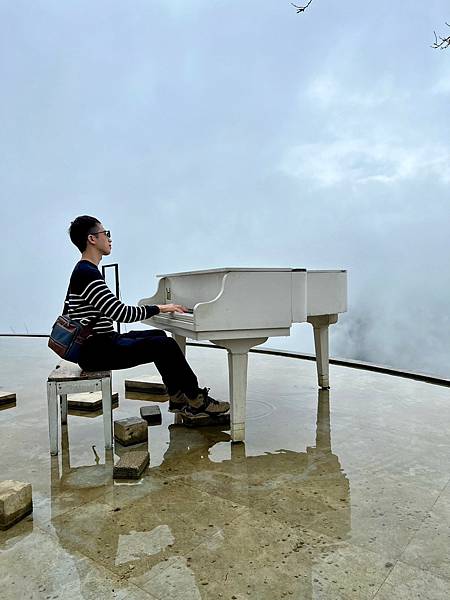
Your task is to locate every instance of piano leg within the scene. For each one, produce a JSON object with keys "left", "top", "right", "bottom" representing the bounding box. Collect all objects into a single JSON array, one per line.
[
  {"left": 227, "top": 352, "right": 247, "bottom": 443},
  {"left": 308, "top": 315, "right": 338, "bottom": 389},
  {"left": 213, "top": 338, "right": 267, "bottom": 443},
  {"left": 172, "top": 334, "right": 186, "bottom": 356}
]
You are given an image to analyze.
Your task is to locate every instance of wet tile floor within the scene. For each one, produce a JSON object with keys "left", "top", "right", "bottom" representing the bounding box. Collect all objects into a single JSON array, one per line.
[{"left": 1, "top": 337, "right": 450, "bottom": 599}]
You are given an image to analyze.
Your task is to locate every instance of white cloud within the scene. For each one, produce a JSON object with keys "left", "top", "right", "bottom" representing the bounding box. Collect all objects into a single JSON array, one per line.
[
  {"left": 279, "top": 139, "right": 450, "bottom": 187},
  {"left": 305, "top": 75, "right": 407, "bottom": 109},
  {"left": 294, "top": 72, "right": 449, "bottom": 187}
]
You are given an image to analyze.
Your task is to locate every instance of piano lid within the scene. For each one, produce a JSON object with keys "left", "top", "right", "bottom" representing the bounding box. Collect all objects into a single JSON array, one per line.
[{"left": 157, "top": 267, "right": 307, "bottom": 277}]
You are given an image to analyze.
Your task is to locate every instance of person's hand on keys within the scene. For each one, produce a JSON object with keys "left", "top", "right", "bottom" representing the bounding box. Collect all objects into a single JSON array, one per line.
[{"left": 157, "top": 303, "right": 188, "bottom": 313}]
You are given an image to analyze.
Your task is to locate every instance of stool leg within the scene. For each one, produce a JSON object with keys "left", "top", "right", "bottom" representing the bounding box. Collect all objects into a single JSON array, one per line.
[
  {"left": 102, "top": 377, "right": 113, "bottom": 449},
  {"left": 47, "top": 381, "right": 59, "bottom": 455},
  {"left": 60, "top": 394, "right": 68, "bottom": 425}
]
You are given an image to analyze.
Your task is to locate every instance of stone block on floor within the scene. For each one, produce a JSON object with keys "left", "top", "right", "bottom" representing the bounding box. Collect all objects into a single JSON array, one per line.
[
  {"left": 124, "top": 376, "right": 167, "bottom": 395},
  {"left": 0, "top": 480, "right": 33, "bottom": 530},
  {"left": 114, "top": 440, "right": 148, "bottom": 458},
  {"left": 114, "top": 417, "right": 148, "bottom": 446},
  {"left": 0, "top": 392, "right": 16, "bottom": 406},
  {"left": 113, "top": 451, "right": 149, "bottom": 479},
  {"left": 68, "top": 391, "right": 119, "bottom": 411},
  {"left": 140, "top": 405, "right": 162, "bottom": 426},
  {"left": 125, "top": 390, "right": 169, "bottom": 402}
]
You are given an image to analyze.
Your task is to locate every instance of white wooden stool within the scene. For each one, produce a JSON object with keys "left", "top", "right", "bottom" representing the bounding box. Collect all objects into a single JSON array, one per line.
[{"left": 47, "top": 361, "right": 113, "bottom": 455}]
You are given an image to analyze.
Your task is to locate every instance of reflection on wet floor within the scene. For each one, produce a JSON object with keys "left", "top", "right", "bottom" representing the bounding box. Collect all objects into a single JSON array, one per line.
[
  {"left": 1, "top": 338, "right": 450, "bottom": 599},
  {"left": 45, "top": 390, "right": 352, "bottom": 598}
]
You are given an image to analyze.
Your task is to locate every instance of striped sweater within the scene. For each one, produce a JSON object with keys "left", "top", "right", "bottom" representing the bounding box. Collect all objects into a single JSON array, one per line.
[{"left": 64, "top": 260, "right": 159, "bottom": 335}]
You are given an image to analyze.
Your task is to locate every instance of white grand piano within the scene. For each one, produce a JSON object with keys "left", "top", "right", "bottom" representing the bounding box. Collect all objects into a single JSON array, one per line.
[{"left": 139, "top": 268, "right": 347, "bottom": 442}]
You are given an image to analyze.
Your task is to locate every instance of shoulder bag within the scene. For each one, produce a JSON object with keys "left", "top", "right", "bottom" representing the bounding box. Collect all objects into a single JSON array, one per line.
[{"left": 48, "top": 286, "right": 101, "bottom": 363}]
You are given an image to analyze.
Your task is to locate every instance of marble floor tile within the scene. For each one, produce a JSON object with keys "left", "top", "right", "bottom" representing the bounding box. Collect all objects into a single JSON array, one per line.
[
  {"left": 335, "top": 426, "right": 450, "bottom": 490},
  {"left": 0, "top": 525, "right": 157, "bottom": 599},
  {"left": 305, "top": 473, "right": 442, "bottom": 560},
  {"left": 399, "top": 483, "right": 450, "bottom": 580},
  {"left": 42, "top": 497, "right": 204, "bottom": 583},
  {"left": 43, "top": 478, "right": 246, "bottom": 583},
  {"left": 373, "top": 561, "right": 450, "bottom": 600},
  {"left": 138, "top": 508, "right": 393, "bottom": 600}
]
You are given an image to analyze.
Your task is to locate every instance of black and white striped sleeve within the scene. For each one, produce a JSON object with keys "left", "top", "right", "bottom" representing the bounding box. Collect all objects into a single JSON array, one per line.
[{"left": 80, "top": 279, "right": 160, "bottom": 322}]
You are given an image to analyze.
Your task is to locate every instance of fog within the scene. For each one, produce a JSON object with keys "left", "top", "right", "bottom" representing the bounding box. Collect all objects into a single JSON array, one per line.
[{"left": 1, "top": 0, "right": 449, "bottom": 377}]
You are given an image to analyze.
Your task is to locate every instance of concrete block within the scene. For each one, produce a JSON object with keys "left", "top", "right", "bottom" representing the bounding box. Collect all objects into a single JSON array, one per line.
[
  {"left": 125, "top": 376, "right": 167, "bottom": 395},
  {"left": 114, "top": 417, "right": 148, "bottom": 446},
  {"left": 114, "top": 440, "right": 148, "bottom": 458},
  {"left": 68, "top": 391, "right": 119, "bottom": 411},
  {"left": 113, "top": 451, "right": 149, "bottom": 479},
  {"left": 0, "top": 392, "right": 16, "bottom": 406},
  {"left": 140, "top": 405, "right": 162, "bottom": 426},
  {"left": 126, "top": 391, "right": 168, "bottom": 403},
  {"left": 181, "top": 411, "right": 231, "bottom": 428},
  {"left": 0, "top": 480, "right": 33, "bottom": 530}
]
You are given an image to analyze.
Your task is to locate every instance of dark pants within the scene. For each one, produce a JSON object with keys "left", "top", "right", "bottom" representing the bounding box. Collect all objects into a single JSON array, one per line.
[{"left": 78, "top": 329, "right": 198, "bottom": 398}]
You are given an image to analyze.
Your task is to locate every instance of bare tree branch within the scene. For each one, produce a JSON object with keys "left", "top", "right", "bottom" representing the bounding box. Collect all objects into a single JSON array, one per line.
[
  {"left": 432, "top": 23, "right": 450, "bottom": 49},
  {"left": 291, "top": 0, "right": 314, "bottom": 14},
  {"left": 292, "top": 1, "right": 449, "bottom": 50}
]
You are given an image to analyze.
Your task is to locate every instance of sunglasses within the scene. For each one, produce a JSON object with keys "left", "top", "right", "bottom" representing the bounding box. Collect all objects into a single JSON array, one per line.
[{"left": 91, "top": 229, "right": 111, "bottom": 239}]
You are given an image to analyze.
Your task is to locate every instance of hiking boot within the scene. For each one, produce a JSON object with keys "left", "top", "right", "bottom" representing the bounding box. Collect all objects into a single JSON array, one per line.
[
  {"left": 183, "top": 387, "right": 230, "bottom": 418},
  {"left": 168, "top": 390, "right": 189, "bottom": 413}
]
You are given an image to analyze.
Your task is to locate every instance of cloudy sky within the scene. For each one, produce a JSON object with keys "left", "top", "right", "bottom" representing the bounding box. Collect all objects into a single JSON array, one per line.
[{"left": 1, "top": 0, "right": 449, "bottom": 377}]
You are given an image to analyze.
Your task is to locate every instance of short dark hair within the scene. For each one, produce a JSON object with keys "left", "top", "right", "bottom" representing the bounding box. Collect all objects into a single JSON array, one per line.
[{"left": 69, "top": 215, "right": 101, "bottom": 252}]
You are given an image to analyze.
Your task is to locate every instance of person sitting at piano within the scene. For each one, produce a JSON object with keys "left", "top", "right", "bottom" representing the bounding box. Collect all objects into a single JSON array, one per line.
[{"left": 64, "top": 215, "right": 230, "bottom": 419}]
